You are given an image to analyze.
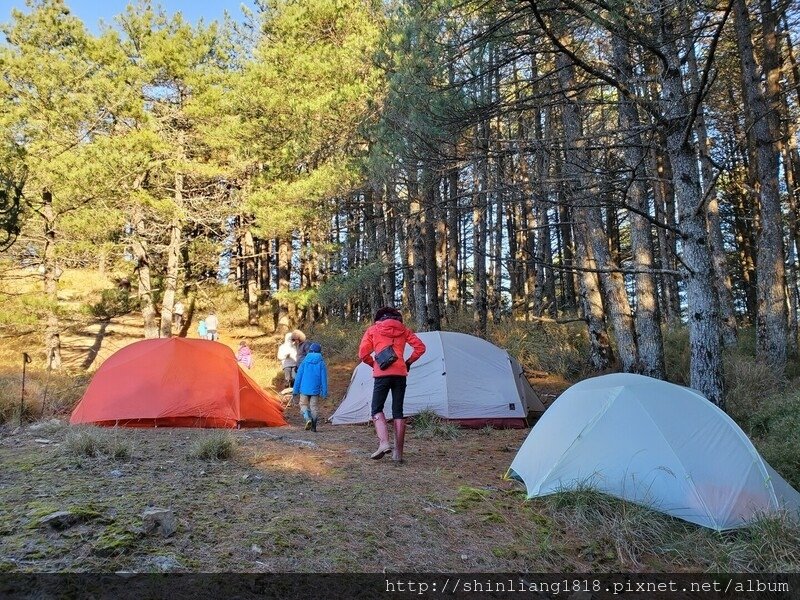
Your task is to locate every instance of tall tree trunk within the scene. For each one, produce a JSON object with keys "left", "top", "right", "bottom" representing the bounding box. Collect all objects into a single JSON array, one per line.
[
  {"left": 574, "top": 224, "right": 614, "bottom": 370},
  {"left": 159, "top": 216, "right": 181, "bottom": 338},
  {"left": 658, "top": 7, "right": 724, "bottom": 406},
  {"left": 42, "top": 190, "right": 61, "bottom": 370},
  {"left": 435, "top": 180, "right": 448, "bottom": 310},
  {"left": 277, "top": 236, "right": 292, "bottom": 333},
  {"left": 611, "top": 33, "right": 666, "bottom": 377},
  {"left": 446, "top": 166, "right": 460, "bottom": 312},
  {"left": 651, "top": 142, "right": 681, "bottom": 326},
  {"left": 553, "top": 119, "right": 612, "bottom": 368},
  {"left": 733, "top": 192, "right": 759, "bottom": 319},
  {"left": 473, "top": 141, "right": 488, "bottom": 336},
  {"left": 397, "top": 201, "right": 413, "bottom": 313},
  {"left": 556, "top": 49, "right": 637, "bottom": 372},
  {"left": 408, "top": 165, "right": 428, "bottom": 329},
  {"left": 515, "top": 130, "right": 539, "bottom": 317},
  {"left": 538, "top": 205, "right": 557, "bottom": 318},
  {"left": 257, "top": 238, "right": 273, "bottom": 330},
  {"left": 780, "top": 32, "right": 800, "bottom": 352},
  {"left": 363, "top": 189, "right": 383, "bottom": 316},
  {"left": 385, "top": 190, "right": 398, "bottom": 306},
  {"left": 734, "top": 0, "right": 788, "bottom": 367},
  {"left": 508, "top": 192, "right": 526, "bottom": 319},
  {"left": 680, "top": 18, "right": 739, "bottom": 347},
  {"left": 131, "top": 208, "right": 158, "bottom": 339},
  {"left": 424, "top": 171, "right": 442, "bottom": 330},
  {"left": 490, "top": 154, "right": 504, "bottom": 322},
  {"left": 375, "top": 185, "right": 394, "bottom": 307},
  {"left": 243, "top": 225, "right": 259, "bottom": 325},
  {"left": 557, "top": 203, "right": 577, "bottom": 313}
]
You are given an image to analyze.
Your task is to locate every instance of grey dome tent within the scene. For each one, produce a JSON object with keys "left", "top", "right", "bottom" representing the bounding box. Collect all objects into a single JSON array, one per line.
[
  {"left": 332, "top": 331, "right": 544, "bottom": 428},
  {"left": 508, "top": 373, "right": 800, "bottom": 530}
]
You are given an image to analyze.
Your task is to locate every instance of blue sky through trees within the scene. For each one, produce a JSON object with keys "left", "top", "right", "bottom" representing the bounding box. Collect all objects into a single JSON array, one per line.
[{"left": 0, "top": 0, "right": 256, "bottom": 32}]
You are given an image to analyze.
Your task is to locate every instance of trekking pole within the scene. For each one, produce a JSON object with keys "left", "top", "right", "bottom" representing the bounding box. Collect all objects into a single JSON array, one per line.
[{"left": 20, "top": 352, "right": 31, "bottom": 425}]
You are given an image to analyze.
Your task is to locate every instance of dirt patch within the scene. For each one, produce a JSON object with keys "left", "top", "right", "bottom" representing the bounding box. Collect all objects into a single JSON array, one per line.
[
  {"left": 3, "top": 391, "right": 785, "bottom": 573},
  {"left": 0, "top": 415, "right": 533, "bottom": 572},
  {"left": 2, "top": 329, "right": 794, "bottom": 573}
]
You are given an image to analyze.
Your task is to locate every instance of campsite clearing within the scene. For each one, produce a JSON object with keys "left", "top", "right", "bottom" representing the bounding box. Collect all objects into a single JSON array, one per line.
[{"left": 1, "top": 402, "right": 798, "bottom": 573}]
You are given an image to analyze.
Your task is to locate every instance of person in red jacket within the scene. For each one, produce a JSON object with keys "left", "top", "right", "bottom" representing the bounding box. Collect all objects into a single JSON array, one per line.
[{"left": 358, "top": 306, "right": 426, "bottom": 463}]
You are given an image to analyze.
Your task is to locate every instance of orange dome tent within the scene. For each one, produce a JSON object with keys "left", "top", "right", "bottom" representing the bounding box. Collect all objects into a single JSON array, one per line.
[{"left": 70, "top": 338, "right": 287, "bottom": 428}]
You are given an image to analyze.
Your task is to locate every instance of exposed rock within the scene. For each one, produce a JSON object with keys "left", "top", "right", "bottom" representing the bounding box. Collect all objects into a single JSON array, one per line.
[
  {"left": 147, "top": 555, "right": 183, "bottom": 572},
  {"left": 40, "top": 511, "right": 78, "bottom": 530},
  {"left": 141, "top": 508, "right": 177, "bottom": 537},
  {"left": 109, "top": 470, "right": 123, "bottom": 478},
  {"left": 250, "top": 544, "right": 263, "bottom": 555}
]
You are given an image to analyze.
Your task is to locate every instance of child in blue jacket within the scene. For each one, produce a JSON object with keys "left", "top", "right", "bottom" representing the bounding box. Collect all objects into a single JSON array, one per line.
[{"left": 292, "top": 342, "right": 328, "bottom": 432}]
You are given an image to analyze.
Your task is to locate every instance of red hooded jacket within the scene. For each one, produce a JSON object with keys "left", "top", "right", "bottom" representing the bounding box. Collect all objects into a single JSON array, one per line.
[{"left": 358, "top": 318, "right": 426, "bottom": 377}]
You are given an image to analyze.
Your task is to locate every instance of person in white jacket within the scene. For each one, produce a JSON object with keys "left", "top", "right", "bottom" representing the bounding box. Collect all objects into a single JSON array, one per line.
[
  {"left": 277, "top": 332, "right": 298, "bottom": 386},
  {"left": 205, "top": 311, "right": 219, "bottom": 341}
]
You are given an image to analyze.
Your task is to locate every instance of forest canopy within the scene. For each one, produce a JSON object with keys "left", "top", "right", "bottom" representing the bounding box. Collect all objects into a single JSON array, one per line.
[{"left": 1, "top": 0, "right": 799, "bottom": 408}]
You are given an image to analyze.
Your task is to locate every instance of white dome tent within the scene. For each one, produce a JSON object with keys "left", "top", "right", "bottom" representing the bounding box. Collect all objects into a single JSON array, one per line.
[
  {"left": 507, "top": 373, "right": 800, "bottom": 530},
  {"left": 331, "top": 331, "right": 544, "bottom": 428}
]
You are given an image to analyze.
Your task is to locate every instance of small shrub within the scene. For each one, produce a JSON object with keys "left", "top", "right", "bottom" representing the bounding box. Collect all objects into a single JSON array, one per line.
[
  {"left": 189, "top": 431, "right": 237, "bottom": 460},
  {"left": 663, "top": 326, "right": 690, "bottom": 385},
  {"left": 39, "top": 372, "right": 91, "bottom": 417},
  {"left": 66, "top": 429, "right": 102, "bottom": 457},
  {"left": 89, "top": 288, "right": 135, "bottom": 319},
  {"left": 741, "top": 391, "right": 800, "bottom": 488},
  {"left": 732, "top": 512, "right": 800, "bottom": 571},
  {"left": 66, "top": 427, "right": 132, "bottom": 460},
  {"left": 411, "top": 409, "right": 462, "bottom": 440},
  {"left": 724, "top": 354, "right": 787, "bottom": 422},
  {"left": 311, "top": 318, "right": 365, "bottom": 361},
  {"left": 0, "top": 372, "right": 43, "bottom": 424},
  {"left": 490, "top": 319, "right": 588, "bottom": 380},
  {"left": 0, "top": 369, "right": 89, "bottom": 424}
]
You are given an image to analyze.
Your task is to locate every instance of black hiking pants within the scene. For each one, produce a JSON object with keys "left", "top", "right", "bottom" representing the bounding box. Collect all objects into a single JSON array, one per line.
[{"left": 371, "top": 375, "right": 407, "bottom": 420}]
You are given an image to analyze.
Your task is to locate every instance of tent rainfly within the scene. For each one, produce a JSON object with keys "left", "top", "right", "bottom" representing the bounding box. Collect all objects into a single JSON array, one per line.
[
  {"left": 332, "top": 331, "right": 544, "bottom": 428},
  {"left": 70, "top": 338, "right": 287, "bottom": 428},
  {"left": 508, "top": 373, "right": 800, "bottom": 530}
]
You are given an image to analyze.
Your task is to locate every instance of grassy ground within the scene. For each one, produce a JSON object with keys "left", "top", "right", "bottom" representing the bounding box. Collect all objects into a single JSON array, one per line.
[
  {"left": 2, "top": 416, "right": 798, "bottom": 573},
  {"left": 1, "top": 268, "right": 799, "bottom": 573}
]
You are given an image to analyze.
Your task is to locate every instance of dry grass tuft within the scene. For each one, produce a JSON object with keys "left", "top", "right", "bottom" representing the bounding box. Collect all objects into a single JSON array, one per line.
[
  {"left": 411, "top": 409, "right": 463, "bottom": 440},
  {"left": 188, "top": 431, "right": 238, "bottom": 461},
  {"left": 0, "top": 368, "right": 90, "bottom": 424},
  {"left": 724, "top": 353, "right": 788, "bottom": 419},
  {"left": 65, "top": 426, "right": 133, "bottom": 460},
  {"left": 0, "top": 371, "right": 43, "bottom": 424},
  {"left": 490, "top": 319, "right": 589, "bottom": 380}
]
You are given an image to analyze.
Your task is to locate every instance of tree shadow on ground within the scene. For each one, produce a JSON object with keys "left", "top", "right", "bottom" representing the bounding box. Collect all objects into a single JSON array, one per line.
[{"left": 80, "top": 319, "right": 110, "bottom": 370}]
